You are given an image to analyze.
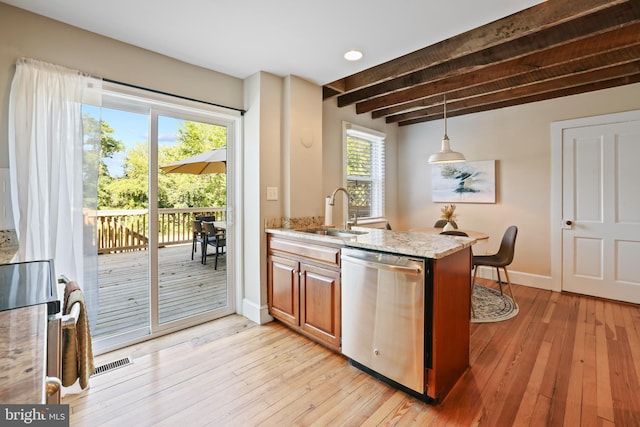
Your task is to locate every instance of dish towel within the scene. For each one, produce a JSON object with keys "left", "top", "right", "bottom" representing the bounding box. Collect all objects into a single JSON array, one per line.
[{"left": 62, "top": 281, "right": 95, "bottom": 389}]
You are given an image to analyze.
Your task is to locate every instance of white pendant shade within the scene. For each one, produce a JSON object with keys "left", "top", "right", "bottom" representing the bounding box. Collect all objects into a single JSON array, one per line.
[
  {"left": 428, "top": 94, "right": 466, "bottom": 164},
  {"left": 428, "top": 136, "right": 466, "bottom": 164}
]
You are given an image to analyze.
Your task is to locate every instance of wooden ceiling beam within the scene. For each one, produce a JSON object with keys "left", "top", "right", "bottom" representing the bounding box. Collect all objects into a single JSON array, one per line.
[
  {"left": 394, "top": 64, "right": 640, "bottom": 126},
  {"left": 343, "top": 4, "right": 640, "bottom": 110},
  {"left": 323, "top": 0, "right": 640, "bottom": 125},
  {"left": 384, "top": 43, "right": 640, "bottom": 123},
  {"left": 398, "top": 73, "right": 640, "bottom": 126},
  {"left": 368, "top": 23, "right": 640, "bottom": 118},
  {"left": 325, "top": 0, "right": 634, "bottom": 98},
  {"left": 322, "top": 86, "right": 342, "bottom": 99}
]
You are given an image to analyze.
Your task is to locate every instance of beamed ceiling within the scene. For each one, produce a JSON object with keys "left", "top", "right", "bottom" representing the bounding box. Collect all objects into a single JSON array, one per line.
[{"left": 323, "top": 0, "right": 640, "bottom": 126}]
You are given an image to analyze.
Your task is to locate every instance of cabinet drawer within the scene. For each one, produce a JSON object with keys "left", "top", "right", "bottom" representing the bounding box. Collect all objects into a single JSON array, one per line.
[{"left": 269, "top": 236, "right": 341, "bottom": 268}]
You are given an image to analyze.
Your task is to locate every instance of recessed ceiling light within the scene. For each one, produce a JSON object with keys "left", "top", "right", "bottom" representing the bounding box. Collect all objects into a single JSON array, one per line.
[{"left": 344, "top": 50, "right": 363, "bottom": 61}]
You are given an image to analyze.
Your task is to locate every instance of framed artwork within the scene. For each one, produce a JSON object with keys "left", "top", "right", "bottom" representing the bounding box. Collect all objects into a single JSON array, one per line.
[{"left": 431, "top": 160, "right": 496, "bottom": 203}]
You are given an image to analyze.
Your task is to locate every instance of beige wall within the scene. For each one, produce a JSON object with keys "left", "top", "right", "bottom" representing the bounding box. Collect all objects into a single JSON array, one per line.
[
  {"left": 322, "top": 97, "right": 399, "bottom": 228},
  {"left": 242, "top": 71, "right": 285, "bottom": 323},
  {"left": 242, "top": 72, "right": 328, "bottom": 323},
  {"left": 283, "top": 76, "right": 324, "bottom": 218},
  {"left": 397, "top": 84, "right": 640, "bottom": 287},
  {"left": 0, "top": 3, "right": 243, "bottom": 167}
]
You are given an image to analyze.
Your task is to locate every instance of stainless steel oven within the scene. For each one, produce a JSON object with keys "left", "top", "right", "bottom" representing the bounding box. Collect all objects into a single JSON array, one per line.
[{"left": 341, "top": 247, "right": 429, "bottom": 395}]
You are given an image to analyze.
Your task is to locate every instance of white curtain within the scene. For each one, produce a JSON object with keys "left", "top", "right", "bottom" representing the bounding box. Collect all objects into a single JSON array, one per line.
[{"left": 8, "top": 58, "right": 101, "bottom": 312}]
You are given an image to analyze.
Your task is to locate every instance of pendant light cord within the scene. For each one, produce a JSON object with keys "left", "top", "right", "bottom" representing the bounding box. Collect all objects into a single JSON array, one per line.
[{"left": 443, "top": 93, "right": 448, "bottom": 138}]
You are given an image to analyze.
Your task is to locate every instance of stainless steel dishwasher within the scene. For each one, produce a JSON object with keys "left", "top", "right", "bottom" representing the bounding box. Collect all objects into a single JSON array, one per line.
[{"left": 341, "top": 247, "right": 429, "bottom": 396}]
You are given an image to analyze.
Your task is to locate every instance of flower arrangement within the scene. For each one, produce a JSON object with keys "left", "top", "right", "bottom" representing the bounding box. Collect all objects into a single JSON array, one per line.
[{"left": 440, "top": 204, "right": 457, "bottom": 222}]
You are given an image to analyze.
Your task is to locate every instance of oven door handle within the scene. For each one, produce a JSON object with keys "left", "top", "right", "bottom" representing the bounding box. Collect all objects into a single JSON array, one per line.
[
  {"left": 45, "top": 376, "right": 62, "bottom": 396},
  {"left": 342, "top": 254, "right": 422, "bottom": 275}
]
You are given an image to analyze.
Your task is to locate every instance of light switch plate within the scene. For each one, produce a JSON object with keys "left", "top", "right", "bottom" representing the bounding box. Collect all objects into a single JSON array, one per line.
[{"left": 266, "top": 187, "right": 278, "bottom": 201}]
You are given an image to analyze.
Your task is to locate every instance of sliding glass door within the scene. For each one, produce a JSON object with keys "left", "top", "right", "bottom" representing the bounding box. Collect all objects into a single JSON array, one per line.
[
  {"left": 83, "top": 104, "right": 152, "bottom": 347},
  {"left": 85, "top": 86, "right": 239, "bottom": 353},
  {"left": 155, "top": 114, "right": 229, "bottom": 324}
]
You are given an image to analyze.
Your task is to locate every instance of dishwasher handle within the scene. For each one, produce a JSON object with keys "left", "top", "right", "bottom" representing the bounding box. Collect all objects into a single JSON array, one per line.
[{"left": 342, "top": 254, "right": 423, "bottom": 275}]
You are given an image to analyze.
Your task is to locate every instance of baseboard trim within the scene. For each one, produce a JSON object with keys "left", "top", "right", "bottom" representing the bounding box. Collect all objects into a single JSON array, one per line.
[
  {"left": 475, "top": 266, "right": 552, "bottom": 291},
  {"left": 242, "top": 298, "right": 273, "bottom": 325}
]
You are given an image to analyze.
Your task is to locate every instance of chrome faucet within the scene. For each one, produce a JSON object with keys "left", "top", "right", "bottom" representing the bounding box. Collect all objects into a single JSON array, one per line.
[{"left": 329, "top": 187, "right": 357, "bottom": 230}]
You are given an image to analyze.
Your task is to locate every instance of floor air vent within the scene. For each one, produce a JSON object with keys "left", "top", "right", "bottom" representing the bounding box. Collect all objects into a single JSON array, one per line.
[{"left": 92, "top": 356, "right": 133, "bottom": 377}]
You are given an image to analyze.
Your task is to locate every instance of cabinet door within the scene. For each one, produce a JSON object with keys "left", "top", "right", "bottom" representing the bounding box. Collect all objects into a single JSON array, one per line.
[
  {"left": 268, "top": 255, "right": 299, "bottom": 327},
  {"left": 299, "top": 263, "right": 341, "bottom": 350}
]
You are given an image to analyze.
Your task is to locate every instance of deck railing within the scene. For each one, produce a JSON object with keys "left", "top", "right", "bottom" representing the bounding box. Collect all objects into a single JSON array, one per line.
[{"left": 97, "top": 207, "right": 226, "bottom": 254}]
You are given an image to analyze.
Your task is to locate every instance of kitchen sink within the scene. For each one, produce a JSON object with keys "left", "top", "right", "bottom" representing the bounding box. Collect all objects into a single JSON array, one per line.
[{"left": 298, "top": 227, "right": 368, "bottom": 238}]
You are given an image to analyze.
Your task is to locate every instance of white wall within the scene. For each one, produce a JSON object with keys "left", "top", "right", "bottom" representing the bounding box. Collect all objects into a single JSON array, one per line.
[{"left": 398, "top": 83, "right": 640, "bottom": 287}]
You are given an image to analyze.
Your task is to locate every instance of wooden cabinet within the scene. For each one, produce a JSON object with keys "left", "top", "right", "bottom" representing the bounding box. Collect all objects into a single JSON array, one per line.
[
  {"left": 269, "top": 254, "right": 299, "bottom": 328},
  {"left": 267, "top": 235, "right": 341, "bottom": 351},
  {"left": 299, "top": 262, "right": 341, "bottom": 349},
  {"left": 428, "top": 247, "right": 472, "bottom": 401},
  {"left": 267, "top": 230, "right": 472, "bottom": 402}
]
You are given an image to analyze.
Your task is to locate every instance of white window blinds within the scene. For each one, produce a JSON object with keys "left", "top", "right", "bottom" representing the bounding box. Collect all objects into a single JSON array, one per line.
[{"left": 344, "top": 123, "right": 386, "bottom": 220}]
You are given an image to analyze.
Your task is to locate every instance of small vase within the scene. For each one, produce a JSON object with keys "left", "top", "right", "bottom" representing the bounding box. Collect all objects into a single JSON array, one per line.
[{"left": 443, "top": 221, "right": 454, "bottom": 231}]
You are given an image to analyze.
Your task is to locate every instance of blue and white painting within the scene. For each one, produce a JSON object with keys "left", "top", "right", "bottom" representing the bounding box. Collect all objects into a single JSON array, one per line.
[{"left": 431, "top": 160, "right": 496, "bottom": 203}]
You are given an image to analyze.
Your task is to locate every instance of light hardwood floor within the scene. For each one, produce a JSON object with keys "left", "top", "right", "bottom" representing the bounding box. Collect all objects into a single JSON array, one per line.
[{"left": 64, "top": 280, "right": 640, "bottom": 426}]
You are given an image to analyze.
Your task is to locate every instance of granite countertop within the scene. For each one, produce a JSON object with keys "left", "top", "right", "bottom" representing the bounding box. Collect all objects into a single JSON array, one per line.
[
  {"left": 266, "top": 227, "right": 475, "bottom": 259},
  {"left": 0, "top": 247, "right": 17, "bottom": 264}
]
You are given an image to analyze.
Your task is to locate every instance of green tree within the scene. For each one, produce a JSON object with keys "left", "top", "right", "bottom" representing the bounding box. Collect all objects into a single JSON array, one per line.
[
  {"left": 82, "top": 113, "right": 125, "bottom": 209},
  {"left": 160, "top": 121, "right": 227, "bottom": 209},
  {"left": 104, "top": 142, "right": 149, "bottom": 209},
  {"left": 100, "top": 120, "right": 227, "bottom": 210}
]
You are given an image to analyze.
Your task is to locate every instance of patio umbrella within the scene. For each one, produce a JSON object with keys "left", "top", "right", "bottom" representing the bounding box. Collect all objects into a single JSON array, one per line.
[{"left": 160, "top": 147, "right": 226, "bottom": 175}]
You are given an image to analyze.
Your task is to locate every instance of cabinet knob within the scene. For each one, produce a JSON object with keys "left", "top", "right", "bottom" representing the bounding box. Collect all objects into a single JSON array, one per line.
[{"left": 565, "top": 220, "right": 573, "bottom": 226}]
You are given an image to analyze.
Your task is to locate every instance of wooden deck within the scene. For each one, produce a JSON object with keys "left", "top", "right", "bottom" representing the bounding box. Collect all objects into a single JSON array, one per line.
[{"left": 94, "top": 244, "right": 227, "bottom": 339}]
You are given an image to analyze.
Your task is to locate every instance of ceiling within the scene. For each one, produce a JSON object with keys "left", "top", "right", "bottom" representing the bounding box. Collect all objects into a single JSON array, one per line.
[{"left": 4, "top": 0, "right": 639, "bottom": 126}]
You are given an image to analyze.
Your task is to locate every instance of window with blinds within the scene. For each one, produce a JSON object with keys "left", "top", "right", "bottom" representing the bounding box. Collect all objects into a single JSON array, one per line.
[{"left": 343, "top": 123, "right": 386, "bottom": 220}]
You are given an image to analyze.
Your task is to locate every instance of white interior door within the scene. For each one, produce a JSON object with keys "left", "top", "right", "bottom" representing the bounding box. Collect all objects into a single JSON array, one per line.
[{"left": 562, "top": 120, "right": 640, "bottom": 303}]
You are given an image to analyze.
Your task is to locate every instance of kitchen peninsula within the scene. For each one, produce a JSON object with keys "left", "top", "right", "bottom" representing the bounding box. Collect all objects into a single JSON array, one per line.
[{"left": 266, "top": 226, "right": 474, "bottom": 402}]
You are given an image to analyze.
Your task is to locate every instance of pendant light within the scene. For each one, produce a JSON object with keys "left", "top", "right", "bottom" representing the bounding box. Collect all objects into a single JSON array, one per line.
[{"left": 428, "top": 94, "right": 466, "bottom": 164}]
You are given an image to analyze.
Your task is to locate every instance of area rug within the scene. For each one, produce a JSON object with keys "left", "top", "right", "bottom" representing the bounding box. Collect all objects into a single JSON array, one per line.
[{"left": 471, "top": 284, "right": 519, "bottom": 323}]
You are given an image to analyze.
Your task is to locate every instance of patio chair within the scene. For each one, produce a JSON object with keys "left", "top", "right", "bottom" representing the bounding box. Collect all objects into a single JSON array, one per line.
[
  {"left": 192, "top": 220, "right": 205, "bottom": 261},
  {"left": 202, "top": 221, "right": 226, "bottom": 269}
]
